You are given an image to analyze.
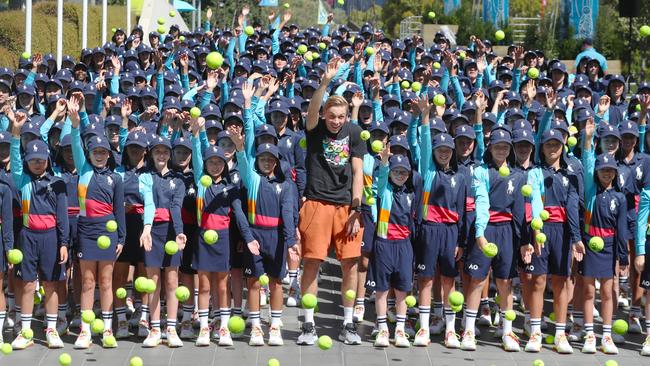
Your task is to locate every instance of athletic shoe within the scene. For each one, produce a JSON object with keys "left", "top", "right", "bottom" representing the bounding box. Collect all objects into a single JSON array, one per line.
[
  {"left": 56, "top": 318, "right": 68, "bottom": 336},
  {"left": 296, "top": 322, "right": 317, "bottom": 345},
  {"left": 353, "top": 305, "right": 365, "bottom": 323},
  {"left": 641, "top": 335, "right": 650, "bottom": 356},
  {"left": 629, "top": 313, "right": 642, "bottom": 334},
  {"left": 502, "top": 332, "right": 520, "bottom": 352},
  {"left": 568, "top": 322, "right": 584, "bottom": 342},
  {"left": 460, "top": 331, "right": 477, "bottom": 351},
  {"left": 195, "top": 327, "right": 210, "bottom": 346},
  {"left": 179, "top": 320, "right": 194, "bottom": 339},
  {"left": 339, "top": 323, "right": 362, "bottom": 345},
  {"left": 618, "top": 296, "right": 629, "bottom": 309},
  {"left": 267, "top": 326, "right": 283, "bottom": 346},
  {"left": 116, "top": 320, "right": 130, "bottom": 339},
  {"left": 429, "top": 315, "right": 444, "bottom": 335},
  {"left": 581, "top": 333, "right": 597, "bottom": 353},
  {"left": 217, "top": 327, "right": 233, "bottom": 346},
  {"left": 601, "top": 334, "right": 619, "bottom": 354},
  {"left": 102, "top": 329, "right": 118, "bottom": 348},
  {"left": 4, "top": 311, "right": 15, "bottom": 329},
  {"left": 73, "top": 330, "right": 92, "bottom": 349},
  {"left": 444, "top": 331, "right": 460, "bottom": 349},
  {"left": 167, "top": 327, "right": 183, "bottom": 348},
  {"left": 45, "top": 328, "right": 64, "bottom": 349},
  {"left": 143, "top": 328, "right": 162, "bottom": 347},
  {"left": 126, "top": 297, "right": 135, "bottom": 314},
  {"left": 137, "top": 320, "right": 150, "bottom": 337},
  {"left": 374, "top": 329, "right": 389, "bottom": 347},
  {"left": 477, "top": 306, "right": 492, "bottom": 326},
  {"left": 554, "top": 333, "right": 573, "bottom": 354},
  {"left": 286, "top": 287, "right": 300, "bottom": 307},
  {"left": 413, "top": 328, "right": 430, "bottom": 346},
  {"left": 592, "top": 306, "right": 600, "bottom": 319},
  {"left": 249, "top": 325, "right": 265, "bottom": 346},
  {"left": 394, "top": 329, "right": 410, "bottom": 348},
  {"left": 524, "top": 332, "right": 542, "bottom": 352}
]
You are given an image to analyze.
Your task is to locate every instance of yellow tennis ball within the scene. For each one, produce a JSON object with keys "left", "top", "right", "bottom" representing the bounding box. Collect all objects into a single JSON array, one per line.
[
  {"left": 130, "top": 356, "right": 143, "bottom": 366},
  {"left": 91, "top": 318, "right": 105, "bottom": 334},
  {"left": 344, "top": 289, "right": 356, "bottom": 300},
  {"left": 82, "top": 310, "right": 96, "bottom": 323},
  {"left": 106, "top": 220, "right": 118, "bottom": 232},
  {"left": 1, "top": 343, "right": 12, "bottom": 355},
  {"left": 227, "top": 316, "right": 245, "bottom": 334},
  {"left": 318, "top": 335, "right": 332, "bottom": 350},
  {"left": 259, "top": 274, "right": 270, "bottom": 286},
  {"left": 405, "top": 295, "right": 417, "bottom": 307},
  {"left": 116, "top": 287, "right": 127, "bottom": 299},
  {"left": 59, "top": 353, "right": 72, "bottom": 366}
]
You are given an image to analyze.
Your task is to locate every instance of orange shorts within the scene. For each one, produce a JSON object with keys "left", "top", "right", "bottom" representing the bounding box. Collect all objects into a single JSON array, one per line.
[{"left": 299, "top": 199, "right": 363, "bottom": 261}]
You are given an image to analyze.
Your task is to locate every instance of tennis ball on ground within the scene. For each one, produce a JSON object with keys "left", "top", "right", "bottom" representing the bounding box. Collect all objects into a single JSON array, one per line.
[
  {"left": 405, "top": 295, "right": 417, "bottom": 307},
  {"left": 134, "top": 276, "right": 148, "bottom": 292},
  {"left": 540, "top": 210, "right": 550, "bottom": 221},
  {"left": 97, "top": 235, "right": 111, "bottom": 249},
  {"left": 527, "top": 67, "right": 539, "bottom": 79},
  {"left": 588, "top": 236, "right": 604, "bottom": 252},
  {"left": 175, "top": 285, "right": 190, "bottom": 302},
  {"left": 604, "top": 361, "right": 618, "bottom": 366},
  {"left": 365, "top": 47, "right": 374, "bottom": 56},
  {"left": 245, "top": 26, "right": 255, "bottom": 36},
  {"left": 411, "top": 81, "right": 422, "bottom": 92},
  {"left": 401, "top": 80, "right": 410, "bottom": 89},
  {"left": 297, "top": 44, "right": 308, "bottom": 55},
  {"left": 428, "top": 11, "right": 435, "bottom": 19},
  {"left": 535, "top": 233, "right": 547, "bottom": 244},
  {"left": 144, "top": 279, "right": 156, "bottom": 294},
  {"left": 531, "top": 218, "right": 543, "bottom": 230},
  {"left": 344, "top": 289, "right": 356, "bottom": 300},
  {"left": 545, "top": 334, "right": 554, "bottom": 344},
  {"left": 299, "top": 137, "right": 307, "bottom": 148},
  {"left": 548, "top": 312, "right": 556, "bottom": 322},
  {"left": 318, "top": 335, "right": 333, "bottom": 350},
  {"left": 157, "top": 17, "right": 165, "bottom": 25},
  {"left": 567, "top": 136, "right": 577, "bottom": 147},
  {"left": 448, "top": 291, "right": 464, "bottom": 307},
  {"left": 483, "top": 242, "right": 498, "bottom": 258},
  {"left": 200, "top": 175, "right": 212, "bottom": 187},
  {"left": 7, "top": 249, "right": 23, "bottom": 264},
  {"left": 259, "top": 274, "right": 270, "bottom": 286},
  {"left": 82, "top": 310, "right": 96, "bottom": 323},
  {"left": 612, "top": 319, "right": 628, "bottom": 335},
  {"left": 169, "top": 10, "right": 176, "bottom": 17},
  {"left": 433, "top": 94, "right": 446, "bottom": 106},
  {"left": 301, "top": 293, "right": 318, "bottom": 309},
  {"left": 499, "top": 165, "right": 510, "bottom": 177},
  {"left": 21, "top": 52, "right": 30, "bottom": 60},
  {"left": 433, "top": 62, "right": 441, "bottom": 69},
  {"left": 1, "top": 343, "right": 12, "bottom": 354},
  {"left": 91, "top": 318, "right": 105, "bottom": 334},
  {"left": 640, "top": 25, "right": 650, "bottom": 37},
  {"left": 533, "top": 359, "right": 544, "bottom": 366},
  {"left": 371, "top": 140, "right": 384, "bottom": 153},
  {"left": 521, "top": 184, "right": 532, "bottom": 197},
  {"left": 164, "top": 240, "right": 178, "bottom": 255},
  {"left": 21, "top": 328, "right": 34, "bottom": 339},
  {"left": 104, "top": 335, "right": 117, "bottom": 347},
  {"left": 59, "top": 353, "right": 72, "bottom": 366},
  {"left": 116, "top": 287, "right": 127, "bottom": 299},
  {"left": 504, "top": 310, "right": 516, "bottom": 321},
  {"left": 268, "top": 359, "right": 280, "bottom": 366},
  {"left": 157, "top": 26, "right": 166, "bottom": 34},
  {"left": 206, "top": 52, "right": 224, "bottom": 69},
  {"left": 203, "top": 229, "right": 218, "bottom": 244},
  {"left": 106, "top": 220, "right": 118, "bottom": 232},
  {"left": 228, "top": 316, "right": 245, "bottom": 334},
  {"left": 360, "top": 130, "right": 371, "bottom": 141},
  {"left": 190, "top": 107, "right": 201, "bottom": 118},
  {"left": 130, "top": 356, "right": 143, "bottom": 366},
  {"left": 495, "top": 30, "right": 505, "bottom": 41}
]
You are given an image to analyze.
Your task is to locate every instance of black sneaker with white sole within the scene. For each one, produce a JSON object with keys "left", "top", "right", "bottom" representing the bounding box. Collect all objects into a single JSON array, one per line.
[{"left": 297, "top": 322, "right": 318, "bottom": 345}]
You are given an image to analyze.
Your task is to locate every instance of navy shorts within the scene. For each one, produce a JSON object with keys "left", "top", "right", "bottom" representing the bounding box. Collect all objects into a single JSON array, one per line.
[
  {"left": 243, "top": 227, "right": 286, "bottom": 279},
  {"left": 77, "top": 216, "right": 119, "bottom": 262},
  {"left": 578, "top": 235, "right": 616, "bottom": 278},
  {"left": 15, "top": 228, "right": 66, "bottom": 282},
  {"left": 464, "top": 222, "right": 517, "bottom": 280},
  {"left": 361, "top": 210, "right": 376, "bottom": 254},
  {"left": 523, "top": 222, "right": 572, "bottom": 277},
  {"left": 415, "top": 222, "right": 458, "bottom": 278},
  {"left": 192, "top": 228, "right": 230, "bottom": 273},
  {"left": 143, "top": 222, "right": 182, "bottom": 268},
  {"left": 371, "top": 238, "right": 413, "bottom": 292},
  {"left": 229, "top": 220, "right": 244, "bottom": 269},
  {"left": 180, "top": 224, "right": 198, "bottom": 275},
  {"left": 639, "top": 245, "right": 650, "bottom": 290},
  {"left": 117, "top": 213, "right": 144, "bottom": 264}
]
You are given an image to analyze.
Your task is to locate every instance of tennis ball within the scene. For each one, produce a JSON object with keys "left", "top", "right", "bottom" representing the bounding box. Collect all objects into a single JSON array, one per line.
[
  {"left": 411, "top": 81, "right": 422, "bottom": 92},
  {"left": 130, "top": 356, "right": 143, "bottom": 366},
  {"left": 39, "top": 285, "right": 45, "bottom": 296},
  {"left": 228, "top": 316, "right": 245, "bottom": 334},
  {"left": 91, "top": 318, "right": 105, "bottom": 334},
  {"left": 458, "top": 50, "right": 466, "bottom": 59},
  {"left": 116, "top": 287, "right": 127, "bottom": 299},
  {"left": 371, "top": 140, "right": 384, "bottom": 153},
  {"left": 433, "top": 94, "right": 446, "bottom": 106},
  {"left": 612, "top": 319, "right": 628, "bottom": 335},
  {"left": 259, "top": 274, "right": 270, "bottom": 286},
  {"left": 164, "top": 240, "right": 178, "bottom": 255},
  {"left": 604, "top": 361, "right": 618, "bottom": 366},
  {"left": 22, "top": 328, "right": 34, "bottom": 339},
  {"left": 200, "top": 175, "right": 212, "bottom": 187},
  {"left": 567, "top": 136, "right": 577, "bottom": 148},
  {"left": 305, "top": 52, "right": 313, "bottom": 62},
  {"left": 175, "top": 285, "right": 190, "bottom": 302},
  {"left": 112, "top": 27, "right": 117, "bottom": 33},
  {"left": 134, "top": 276, "right": 148, "bottom": 292},
  {"left": 82, "top": 310, "right": 96, "bottom": 323},
  {"left": 283, "top": 3, "right": 290, "bottom": 8},
  {"left": 1, "top": 343, "right": 12, "bottom": 354},
  {"left": 360, "top": 130, "right": 371, "bottom": 141},
  {"left": 433, "top": 62, "right": 441, "bottom": 69},
  {"left": 637, "top": 104, "right": 642, "bottom": 112},
  {"left": 312, "top": 53, "right": 320, "bottom": 60},
  {"left": 299, "top": 137, "right": 307, "bottom": 148},
  {"left": 169, "top": 11, "right": 176, "bottom": 17},
  {"left": 245, "top": 26, "right": 255, "bottom": 36},
  {"left": 499, "top": 165, "right": 510, "bottom": 177},
  {"left": 366, "top": 196, "right": 376, "bottom": 206},
  {"left": 157, "top": 26, "right": 166, "bottom": 34},
  {"left": 203, "top": 229, "right": 218, "bottom": 244},
  {"left": 640, "top": 25, "right": 650, "bottom": 37},
  {"left": 179, "top": 36, "right": 185, "bottom": 42},
  {"left": 206, "top": 52, "right": 224, "bottom": 69},
  {"left": 428, "top": 11, "right": 436, "bottom": 19},
  {"left": 33, "top": 292, "right": 42, "bottom": 304},
  {"left": 344, "top": 289, "right": 356, "bottom": 300},
  {"left": 104, "top": 335, "right": 117, "bottom": 347},
  {"left": 540, "top": 210, "right": 550, "bottom": 221},
  {"left": 401, "top": 80, "right": 410, "bottom": 89},
  {"left": 527, "top": 67, "right": 539, "bottom": 79},
  {"left": 337, "top": 0, "right": 344, "bottom": 5},
  {"left": 8, "top": 248, "right": 23, "bottom": 264},
  {"left": 106, "top": 220, "right": 118, "bottom": 232},
  {"left": 495, "top": 30, "right": 505, "bottom": 41},
  {"left": 521, "top": 184, "right": 532, "bottom": 197},
  {"left": 297, "top": 44, "right": 308, "bottom": 55},
  {"left": 483, "top": 242, "right": 498, "bottom": 258},
  {"left": 157, "top": 17, "right": 165, "bottom": 25},
  {"left": 588, "top": 236, "right": 604, "bottom": 252},
  {"left": 21, "top": 52, "right": 30, "bottom": 60},
  {"left": 504, "top": 310, "right": 516, "bottom": 321},
  {"left": 301, "top": 293, "right": 318, "bottom": 309},
  {"left": 451, "top": 303, "right": 462, "bottom": 313},
  {"left": 549, "top": 312, "right": 556, "bottom": 322},
  {"left": 535, "top": 233, "right": 547, "bottom": 244},
  {"left": 405, "top": 295, "right": 417, "bottom": 307},
  {"left": 190, "top": 107, "right": 201, "bottom": 118},
  {"left": 545, "top": 334, "right": 554, "bottom": 344},
  {"left": 365, "top": 47, "right": 374, "bottom": 56},
  {"left": 268, "top": 359, "right": 280, "bottom": 366},
  {"left": 568, "top": 125, "right": 578, "bottom": 135},
  {"left": 533, "top": 359, "right": 544, "bottom": 366},
  {"left": 97, "top": 235, "right": 111, "bottom": 249},
  {"left": 144, "top": 279, "right": 156, "bottom": 294},
  {"left": 448, "top": 291, "right": 464, "bottom": 307},
  {"left": 318, "top": 335, "right": 333, "bottom": 350},
  {"left": 531, "top": 218, "right": 543, "bottom": 230},
  {"left": 319, "top": 42, "right": 326, "bottom": 50}
]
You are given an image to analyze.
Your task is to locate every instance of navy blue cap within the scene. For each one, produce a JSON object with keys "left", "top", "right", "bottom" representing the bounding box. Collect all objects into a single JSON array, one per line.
[
  {"left": 267, "top": 99, "right": 290, "bottom": 115},
  {"left": 87, "top": 135, "right": 111, "bottom": 152},
  {"left": 595, "top": 153, "right": 617, "bottom": 171},
  {"left": 432, "top": 133, "right": 454, "bottom": 150},
  {"left": 454, "top": 124, "right": 476, "bottom": 139},
  {"left": 481, "top": 112, "right": 497, "bottom": 125},
  {"left": 541, "top": 129, "right": 564, "bottom": 144},
  {"left": 223, "top": 111, "right": 244, "bottom": 126},
  {"left": 172, "top": 135, "right": 192, "bottom": 150},
  {"left": 125, "top": 131, "right": 148, "bottom": 148},
  {"left": 368, "top": 121, "right": 389, "bottom": 134},
  {"left": 256, "top": 143, "right": 280, "bottom": 159},
  {"left": 575, "top": 108, "right": 595, "bottom": 123},
  {"left": 139, "top": 86, "right": 157, "bottom": 99},
  {"left": 512, "top": 119, "right": 533, "bottom": 131},
  {"left": 512, "top": 128, "right": 535, "bottom": 145},
  {"left": 0, "top": 131, "right": 10, "bottom": 145},
  {"left": 59, "top": 134, "right": 72, "bottom": 148},
  {"left": 430, "top": 117, "right": 447, "bottom": 133},
  {"left": 599, "top": 124, "right": 621, "bottom": 140},
  {"left": 255, "top": 124, "right": 278, "bottom": 139},
  {"left": 637, "top": 81, "right": 650, "bottom": 93},
  {"left": 216, "top": 130, "right": 234, "bottom": 144},
  {"left": 388, "top": 135, "right": 409, "bottom": 150},
  {"left": 389, "top": 155, "right": 411, "bottom": 171},
  {"left": 619, "top": 120, "right": 639, "bottom": 137},
  {"left": 148, "top": 135, "right": 172, "bottom": 150},
  {"left": 21, "top": 121, "right": 41, "bottom": 137},
  {"left": 162, "top": 96, "right": 182, "bottom": 111},
  {"left": 550, "top": 62, "right": 567, "bottom": 73},
  {"left": 550, "top": 119, "right": 569, "bottom": 134},
  {"left": 24, "top": 140, "right": 49, "bottom": 161},
  {"left": 489, "top": 126, "right": 512, "bottom": 145},
  {"left": 16, "top": 84, "right": 36, "bottom": 96},
  {"left": 607, "top": 74, "right": 625, "bottom": 85},
  {"left": 202, "top": 103, "right": 222, "bottom": 119},
  {"left": 203, "top": 144, "right": 226, "bottom": 162}
]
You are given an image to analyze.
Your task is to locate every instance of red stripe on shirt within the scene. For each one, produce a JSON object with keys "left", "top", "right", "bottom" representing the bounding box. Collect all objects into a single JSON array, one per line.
[
  {"left": 85, "top": 199, "right": 113, "bottom": 217},
  {"left": 544, "top": 206, "right": 567, "bottom": 223},
  {"left": 200, "top": 212, "right": 230, "bottom": 231},
  {"left": 28, "top": 214, "right": 56, "bottom": 230},
  {"left": 426, "top": 205, "right": 460, "bottom": 223}
]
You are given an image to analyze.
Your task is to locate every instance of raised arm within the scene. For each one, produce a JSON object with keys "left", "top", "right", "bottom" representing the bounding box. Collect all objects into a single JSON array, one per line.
[{"left": 305, "top": 56, "right": 343, "bottom": 131}]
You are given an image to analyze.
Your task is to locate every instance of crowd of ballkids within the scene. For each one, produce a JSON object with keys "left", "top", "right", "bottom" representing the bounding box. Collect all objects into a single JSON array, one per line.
[{"left": 1, "top": 6, "right": 650, "bottom": 357}]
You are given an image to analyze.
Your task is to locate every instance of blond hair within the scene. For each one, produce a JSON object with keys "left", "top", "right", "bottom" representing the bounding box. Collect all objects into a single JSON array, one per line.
[{"left": 323, "top": 95, "right": 349, "bottom": 114}]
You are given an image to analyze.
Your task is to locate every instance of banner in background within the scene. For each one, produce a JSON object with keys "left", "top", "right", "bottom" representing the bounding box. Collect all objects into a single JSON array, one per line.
[
  {"left": 568, "top": 0, "right": 598, "bottom": 39},
  {"left": 483, "top": 0, "right": 509, "bottom": 26},
  {"left": 318, "top": 0, "right": 328, "bottom": 24},
  {"left": 444, "top": 0, "right": 461, "bottom": 15},
  {"left": 258, "top": 0, "right": 278, "bottom": 6}
]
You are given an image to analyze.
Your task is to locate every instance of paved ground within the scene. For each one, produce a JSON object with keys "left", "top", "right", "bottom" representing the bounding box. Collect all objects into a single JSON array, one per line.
[{"left": 1, "top": 259, "right": 648, "bottom": 366}]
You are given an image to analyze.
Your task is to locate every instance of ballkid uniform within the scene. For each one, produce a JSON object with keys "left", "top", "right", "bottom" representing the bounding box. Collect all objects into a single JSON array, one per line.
[
  {"left": 0, "top": 181, "right": 13, "bottom": 272},
  {"left": 53, "top": 135, "right": 80, "bottom": 258},
  {"left": 173, "top": 136, "right": 199, "bottom": 276}
]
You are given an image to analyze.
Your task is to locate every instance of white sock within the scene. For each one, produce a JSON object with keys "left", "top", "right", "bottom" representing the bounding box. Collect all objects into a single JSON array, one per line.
[
  {"left": 140, "top": 305, "right": 150, "bottom": 322},
  {"left": 81, "top": 320, "right": 90, "bottom": 333},
  {"left": 102, "top": 311, "right": 113, "bottom": 331},
  {"left": 419, "top": 306, "right": 430, "bottom": 329},
  {"left": 343, "top": 307, "right": 353, "bottom": 325},
  {"left": 444, "top": 308, "right": 455, "bottom": 332},
  {"left": 304, "top": 308, "right": 315, "bottom": 324},
  {"left": 531, "top": 318, "right": 541, "bottom": 334},
  {"left": 502, "top": 312, "right": 512, "bottom": 334},
  {"left": 220, "top": 308, "right": 230, "bottom": 328},
  {"left": 249, "top": 311, "right": 261, "bottom": 327},
  {"left": 21, "top": 313, "right": 32, "bottom": 330},
  {"left": 271, "top": 310, "right": 282, "bottom": 327},
  {"left": 199, "top": 309, "right": 209, "bottom": 329},
  {"left": 465, "top": 309, "right": 477, "bottom": 333},
  {"left": 0, "top": 311, "right": 5, "bottom": 330},
  {"left": 46, "top": 314, "right": 57, "bottom": 330}
]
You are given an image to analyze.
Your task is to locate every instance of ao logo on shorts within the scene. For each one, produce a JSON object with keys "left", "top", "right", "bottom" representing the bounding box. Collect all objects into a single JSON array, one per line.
[
  {"left": 365, "top": 280, "right": 376, "bottom": 287},
  {"left": 244, "top": 268, "right": 252, "bottom": 275},
  {"left": 526, "top": 265, "right": 535, "bottom": 271},
  {"left": 642, "top": 280, "right": 650, "bottom": 287},
  {"left": 416, "top": 264, "right": 426, "bottom": 271},
  {"left": 467, "top": 263, "right": 479, "bottom": 270}
]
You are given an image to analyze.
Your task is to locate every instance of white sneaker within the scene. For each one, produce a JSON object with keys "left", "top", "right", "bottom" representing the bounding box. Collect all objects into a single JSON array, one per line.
[
  {"left": 266, "top": 325, "right": 283, "bottom": 346},
  {"left": 56, "top": 318, "right": 68, "bottom": 336},
  {"left": 374, "top": 329, "right": 389, "bottom": 347},
  {"left": 249, "top": 325, "right": 265, "bottom": 346},
  {"left": 629, "top": 313, "right": 643, "bottom": 334},
  {"left": 618, "top": 296, "right": 630, "bottom": 308},
  {"left": 641, "top": 335, "right": 650, "bottom": 356},
  {"left": 593, "top": 306, "right": 600, "bottom": 319},
  {"left": 126, "top": 297, "right": 135, "bottom": 314},
  {"left": 216, "top": 327, "right": 232, "bottom": 346},
  {"left": 167, "top": 327, "right": 183, "bottom": 348},
  {"left": 394, "top": 329, "right": 410, "bottom": 348},
  {"left": 195, "top": 327, "right": 211, "bottom": 346},
  {"left": 460, "top": 331, "right": 477, "bottom": 351},
  {"left": 137, "top": 320, "right": 150, "bottom": 337},
  {"left": 502, "top": 332, "right": 520, "bottom": 351},
  {"left": 282, "top": 273, "right": 290, "bottom": 285},
  {"left": 429, "top": 315, "right": 444, "bottom": 335},
  {"left": 116, "top": 321, "right": 130, "bottom": 339},
  {"left": 45, "top": 328, "right": 64, "bottom": 349},
  {"left": 286, "top": 287, "right": 299, "bottom": 307},
  {"left": 601, "top": 335, "right": 618, "bottom": 354},
  {"left": 179, "top": 320, "right": 194, "bottom": 339},
  {"left": 554, "top": 333, "right": 573, "bottom": 354},
  {"left": 525, "top": 332, "right": 542, "bottom": 352},
  {"left": 353, "top": 305, "right": 365, "bottom": 323},
  {"left": 581, "top": 333, "right": 597, "bottom": 353},
  {"left": 477, "top": 306, "right": 492, "bottom": 326},
  {"left": 444, "top": 330, "right": 460, "bottom": 349},
  {"left": 611, "top": 332, "right": 625, "bottom": 344},
  {"left": 102, "top": 329, "right": 118, "bottom": 348},
  {"left": 413, "top": 328, "right": 430, "bottom": 346},
  {"left": 73, "top": 330, "right": 92, "bottom": 349},
  {"left": 143, "top": 328, "right": 162, "bottom": 347},
  {"left": 568, "top": 322, "right": 584, "bottom": 341}
]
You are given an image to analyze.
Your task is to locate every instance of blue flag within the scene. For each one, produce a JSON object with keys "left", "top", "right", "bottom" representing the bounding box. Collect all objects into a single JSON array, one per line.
[
  {"left": 444, "top": 0, "right": 461, "bottom": 15},
  {"left": 568, "top": 0, "right": 599, "bottom": 38},
  {"left": 483, "top": 0, "right": 509, "bottom": 26}
]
